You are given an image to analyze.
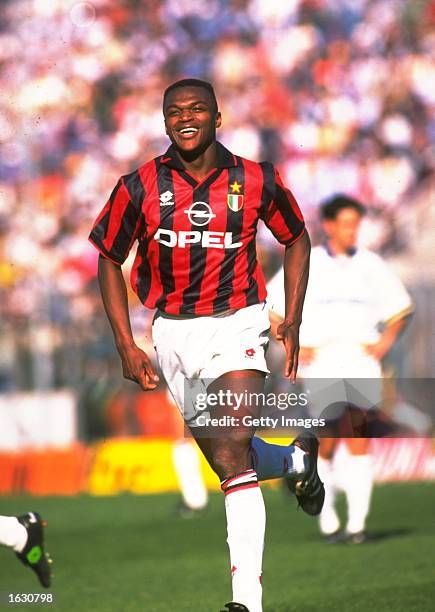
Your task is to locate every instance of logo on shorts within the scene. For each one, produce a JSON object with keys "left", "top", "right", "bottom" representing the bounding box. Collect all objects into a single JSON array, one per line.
[
  {"left": 184, "top": 201, "right": 216, "bottom": 226},
  {"left": 160, "top": 190, "right": 174, "bottom": 206},
  {"left": 245, "top": 348, "right": 256, "bottom": 358}
]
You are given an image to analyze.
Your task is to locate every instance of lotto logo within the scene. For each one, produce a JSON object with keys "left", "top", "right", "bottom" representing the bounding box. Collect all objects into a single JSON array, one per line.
[
  {"left": 159, "top": 190, "right": 174, "bottom": 205},
  {"left": 154, "top": 228, "right": 242, "bottom": 249}
]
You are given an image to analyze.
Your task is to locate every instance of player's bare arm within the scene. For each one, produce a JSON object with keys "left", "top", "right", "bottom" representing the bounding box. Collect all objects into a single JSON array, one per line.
[
  {"left": 364, "top": 313, "right": 411, "bottom": 361},
  {"left": 276, "top": 231, "right": 311, "bottom": 382},
  {"left": 97, "top": 255, "right": 159, "bottom": 391}
]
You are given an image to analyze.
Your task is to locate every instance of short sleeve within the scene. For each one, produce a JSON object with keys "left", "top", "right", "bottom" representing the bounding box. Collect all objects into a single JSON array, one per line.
[
  {"left": 373, "top": 256, "right": 413, "bottom": 324},
  {"left": 88, "top": 177, "right": 142, "bottom": 265},
  {"left": 261, "top": 166, "right": 305, "bottom": 245}
]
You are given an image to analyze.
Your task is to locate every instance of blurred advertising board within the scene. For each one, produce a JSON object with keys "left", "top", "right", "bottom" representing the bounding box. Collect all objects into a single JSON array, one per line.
[
  {"left": 0, "top": 391, "right": 77, "bottom": 450},
  {"left": 0, "top": 437, "right": 433, "bottom": 497}
]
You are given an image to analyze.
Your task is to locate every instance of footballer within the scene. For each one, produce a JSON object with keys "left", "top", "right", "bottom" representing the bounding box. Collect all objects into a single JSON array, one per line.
[
  {"left": 268, "top": 195, "right": 413, "bottom": 544},
  {"left": 89, "top": 79, "right": 324, "bottom": 612}
]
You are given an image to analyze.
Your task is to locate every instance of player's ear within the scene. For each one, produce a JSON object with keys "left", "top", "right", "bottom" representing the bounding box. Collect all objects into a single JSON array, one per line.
[
  {"left": 215, "top": 112, "right": 222, "bottom": 129},
  {"left": 322, "top": 220, "right": 333, "bottom": 238}
]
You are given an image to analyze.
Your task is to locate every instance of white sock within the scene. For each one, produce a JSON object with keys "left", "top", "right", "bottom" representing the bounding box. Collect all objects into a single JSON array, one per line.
[
  {"left": 172, "top": 440, "right": 208, "bottom": 510},
  {"left": 343, "top": 454, "right": 373, "bottom": 534},
  {"left": 221, "top": 469, "right": 265, "bottom": 612},
  {"left": 0, "top": 516, "right": 28, "bottom": 552},
  {"left": 317, "top": 457, "right": 340, "bottom": 535},
  {"left": 250, "top": 437, "right": 306, "bottom": 481}
]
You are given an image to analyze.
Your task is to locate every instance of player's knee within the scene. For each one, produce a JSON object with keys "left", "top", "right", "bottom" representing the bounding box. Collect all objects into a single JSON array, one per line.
[
  {"left": 212, "top": 440, "right": 251, "bottom": 480},
  {"left": 319, "top": 437, "right": 336, "bottom": 460}
]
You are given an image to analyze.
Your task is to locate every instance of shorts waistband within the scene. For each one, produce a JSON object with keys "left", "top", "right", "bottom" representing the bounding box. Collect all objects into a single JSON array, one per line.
[{"left": 153, "top": 308, "right": 239, "bottom": 322}]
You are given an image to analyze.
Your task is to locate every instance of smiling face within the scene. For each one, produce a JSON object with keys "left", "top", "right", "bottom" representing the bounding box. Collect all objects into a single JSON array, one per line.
[{"left": 163, "top": 86, "right": 222, "bottom": 156}]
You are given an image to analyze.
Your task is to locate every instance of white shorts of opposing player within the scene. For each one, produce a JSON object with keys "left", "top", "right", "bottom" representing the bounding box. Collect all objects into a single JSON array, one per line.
[{"left": 299, "top": 342, "right": 383, "bottom": 419}]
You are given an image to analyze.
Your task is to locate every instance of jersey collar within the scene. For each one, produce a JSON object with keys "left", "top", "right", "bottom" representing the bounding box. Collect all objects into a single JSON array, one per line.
[
  {"left": 324, "top": 241, "right": 357, "bottom": 258},
  {"left": 159, "top": 141, "right": 237, "bottom": 170}
]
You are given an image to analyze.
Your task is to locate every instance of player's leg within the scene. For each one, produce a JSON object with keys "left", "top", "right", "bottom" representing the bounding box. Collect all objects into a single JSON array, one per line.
[
  {"left": 342, "top": 437, "right": 373, "bottom": 542},
  {"left": 170, "top": 399, "right": 208, "bottom": 515},
  {"left": 317, "top": 438, "right": 342, "bottom": 540},
  {"left": 172, "top": 438, "right": 208, "bottom": 515},
  {"left": 192, "top": 370, "right": 321, "bottom": 611},
  {"left": 196, "top": 370, "right": 266, "bottom": 612},
  {"left": 337, "top": 375, "right": 380, "bottom": 542},
  {"left": 0, "top": 512, "right": 52, "bottom": 587}
]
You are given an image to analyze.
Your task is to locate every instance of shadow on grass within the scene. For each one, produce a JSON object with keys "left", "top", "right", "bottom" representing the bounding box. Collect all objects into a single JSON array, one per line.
[
  {"left": 305, "top": 526, "right": 415, "bottom": 544},
  {"left": 365, "top": 527, "right": 415, "bottom": 542}
]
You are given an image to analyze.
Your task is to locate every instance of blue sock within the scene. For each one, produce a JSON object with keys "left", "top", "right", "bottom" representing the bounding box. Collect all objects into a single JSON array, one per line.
[{"left": 250, "top": 437, "right": 306, "bottom": 481}]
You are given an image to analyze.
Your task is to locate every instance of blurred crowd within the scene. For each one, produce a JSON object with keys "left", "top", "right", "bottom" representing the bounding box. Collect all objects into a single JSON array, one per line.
[{"left": 0, "top": 0, "right": 434, "bottom": 419}]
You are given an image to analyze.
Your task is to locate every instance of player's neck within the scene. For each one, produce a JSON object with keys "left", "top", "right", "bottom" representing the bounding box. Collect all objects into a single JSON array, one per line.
[
  {"left": 327, "top": 239, "right": 353, "bottom": 257},
  {"left": 174, "top": 141, "right": 218, "bottom": 181}
]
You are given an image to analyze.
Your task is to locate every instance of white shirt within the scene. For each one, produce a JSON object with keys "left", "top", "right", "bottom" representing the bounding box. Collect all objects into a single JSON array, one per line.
[{"left": 267, "top": 245, "right": 413, "bottom": 377}]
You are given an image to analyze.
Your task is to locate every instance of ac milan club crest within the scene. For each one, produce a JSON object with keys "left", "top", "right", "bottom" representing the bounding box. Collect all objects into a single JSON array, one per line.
[
  {"left": 228, "top": 180, "right": 244, "bottom": 211},
  {"left": 227, "top": 194, "right": 244, "bottom": 212}
]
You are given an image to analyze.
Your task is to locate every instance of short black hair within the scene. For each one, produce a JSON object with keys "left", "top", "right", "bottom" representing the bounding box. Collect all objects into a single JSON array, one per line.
[
  {"left": 320, "top": 194, "right": 366, "bottom": 220},
  {"left": 163, "top": 78, "right": 218, "bottom": 113}
]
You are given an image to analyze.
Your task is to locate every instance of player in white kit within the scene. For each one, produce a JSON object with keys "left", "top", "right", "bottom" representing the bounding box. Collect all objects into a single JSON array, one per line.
[{"left": 267, "top": 195, "right": 413, "bottom": 543}]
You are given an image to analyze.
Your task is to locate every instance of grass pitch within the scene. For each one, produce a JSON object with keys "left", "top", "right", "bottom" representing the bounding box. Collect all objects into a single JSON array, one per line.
[{"left": 1, "top": 483, "right": 434, "bottom": 611}]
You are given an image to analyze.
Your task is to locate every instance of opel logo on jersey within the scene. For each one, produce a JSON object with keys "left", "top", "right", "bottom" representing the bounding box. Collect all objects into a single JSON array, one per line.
[
  {"left": 154, "top": 229, "right": 242, "bottom": 250},
  {"left": 184, "top": 201, "right": 216, "bottom": 227}
]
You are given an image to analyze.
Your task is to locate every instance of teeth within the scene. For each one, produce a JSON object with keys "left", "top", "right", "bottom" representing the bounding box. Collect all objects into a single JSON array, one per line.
[{"left": 179, "top": 128, "right": 198, "bottom": 134}]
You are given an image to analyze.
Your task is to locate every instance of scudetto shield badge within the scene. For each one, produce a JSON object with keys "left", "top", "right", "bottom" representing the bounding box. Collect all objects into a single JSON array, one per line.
[{"left": 227, "top": 194, "right": 244, "bottom": 212}]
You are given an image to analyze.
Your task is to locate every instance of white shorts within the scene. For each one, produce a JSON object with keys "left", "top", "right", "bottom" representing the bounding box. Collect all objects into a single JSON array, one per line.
[
  {"left": 152, "top": 303, "right": 270, "bottom": 424},
  {"left": 299, "top": 345, "right": 383, "bottom": 419}
]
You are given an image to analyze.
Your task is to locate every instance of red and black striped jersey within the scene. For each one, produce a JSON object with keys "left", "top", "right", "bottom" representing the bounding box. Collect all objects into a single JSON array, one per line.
[{"left": 89, "top": 142, "right": 305, "bottom": 316}]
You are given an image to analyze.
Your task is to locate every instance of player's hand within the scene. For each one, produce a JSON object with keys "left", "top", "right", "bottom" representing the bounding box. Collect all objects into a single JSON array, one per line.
[
  {"left": 118, "top": 344, "right": 159, "bottom": 391},
  {"left": 276, "top": 321, "right": 300, "bottom": 383},
  {"left": 299, "top": 346, "right": 316, "bottom": 365}
]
